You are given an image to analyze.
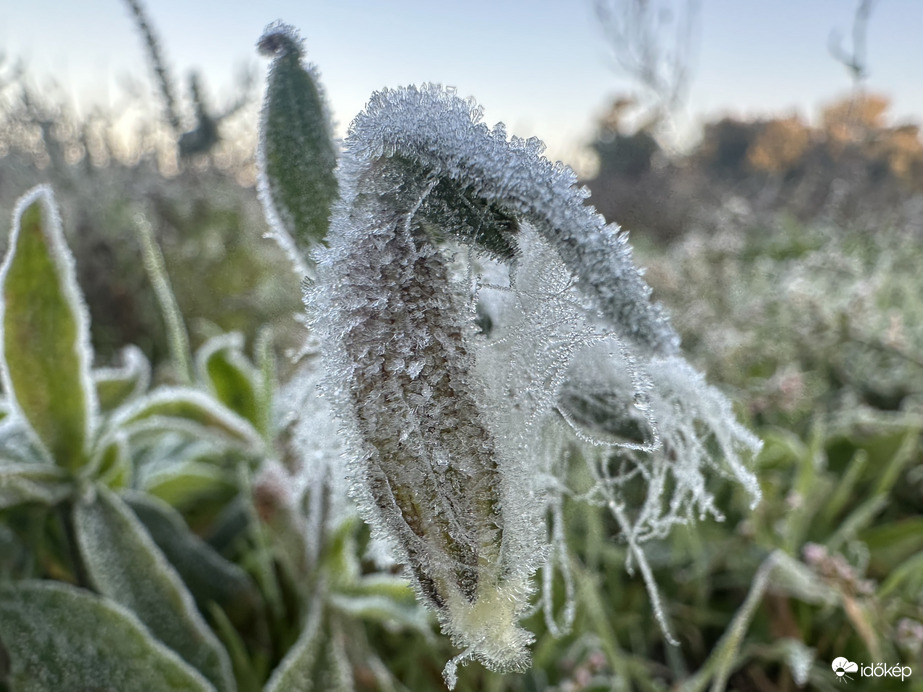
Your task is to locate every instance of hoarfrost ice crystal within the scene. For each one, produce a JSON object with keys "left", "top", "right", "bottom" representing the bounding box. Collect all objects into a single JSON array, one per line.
[{"left": 299, "top": 83, "right": 763, "bottom": 684}]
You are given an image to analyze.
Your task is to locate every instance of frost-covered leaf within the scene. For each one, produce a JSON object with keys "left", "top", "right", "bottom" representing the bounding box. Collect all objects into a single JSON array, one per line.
[
  {"left": 344, "top": 84, "right": 678, "bottom": 353},
  {"left": 0, "top": 462, "right": 71, "bottom": 509},
  {"left": 0, "top": 417, "right": 48, "bottom": 466},
  {"left": 196, "top": 332, "right": 262, "bottom": 435},
  {"left": 95, "top": 344, "right": 151, "bottom": 411},
  {"left": 114, "top": 386, "right": 261, "bottom": 450},
  {"left": 257, "top": 21, "right": 337, "bottom": 274},
  {"left": 330, "top": 574, "right": 430, "bottom": 632},
  {"left": 263, "top": 602, "right": 326, "bottom": 692},
  {"left": 142, "top": 459, "right": 237, "bottom": 508},
  {"left": 0, "top": 580, "right": 215, "bottom": 692},
  {"left": 0, "top": 186, "right": 96, "bottom": 470},
  {"left": 767, "top": 551, "right": 838, "bottom": 606},
  {"left": 93, "top": 431, "right": 132, "bottom": 488},
  {"left": 124, "top": 490, "right": 259, "bottom": 622},
  {"left": 73, "top": 484, "right": 234, "bottom": 692}
]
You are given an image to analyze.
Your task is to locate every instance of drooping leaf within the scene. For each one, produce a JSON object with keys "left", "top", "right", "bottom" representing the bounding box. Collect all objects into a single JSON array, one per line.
[
  {"left": 196, "top": 332, "right": 262, "bottom": 434},
  {"left": 142, "top": 459, "right": 238, "bottom": 509},
  {"left": 0, "top": 462, "right": 71, "bottom": 509},
  {"left": 0, "top": 580, "right": 214, "bottom": 692},
  {"left": 124, "top": 490, "right": 259, "bottom": 623},
  {"left": 73, "top": 484, "right": 234, "bottom": 692},
  {"left": 257, "top": 21, "right": 338, "bottom": 273},
  {"left": 114, "top": 386, "right": 261, "bottom": 450},
  {"left": 94, "top": 344, "right": 151, "bottom": 411},
  {"left": 0, "top": 186, "right": 96, "bottom": 470}
]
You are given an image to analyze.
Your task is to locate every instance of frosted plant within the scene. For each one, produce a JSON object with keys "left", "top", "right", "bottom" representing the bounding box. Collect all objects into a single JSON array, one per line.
[
  {"left": 257, "top": 22, "right": 338, "bottom": 278},
  {"left": 296, "top": 83, "right": 762, "bottom": 686}
]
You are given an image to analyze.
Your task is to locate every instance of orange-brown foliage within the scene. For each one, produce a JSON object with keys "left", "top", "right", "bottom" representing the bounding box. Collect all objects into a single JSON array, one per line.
[{"left": 747, "top": 116, "right": 812, "bottom": 174}]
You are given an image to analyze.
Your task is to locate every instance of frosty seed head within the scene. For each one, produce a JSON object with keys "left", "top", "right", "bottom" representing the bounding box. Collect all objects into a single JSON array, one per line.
[{"left": 304, "top": 83, "right": 761, "bottom": 685}]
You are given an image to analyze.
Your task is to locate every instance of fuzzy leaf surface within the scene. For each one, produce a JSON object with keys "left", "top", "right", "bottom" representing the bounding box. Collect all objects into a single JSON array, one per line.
[
  {"left": 0, "top": 580, "right": 214, "bottom": 691},
  {"left": 73, "top": 484, "right": 234, "bottom": 691},
  {"left": 124, "top": 490, "right": 259, "bottom": 622},
  {"left": 0, "top": 462, "right": 71, "bottom": 509},
  {"left": 257, "top": 22, "right": 338, "bottom": 269},
  {"left": 196, "top": 333, "right": 262, "bottom": 435},
  {"left": 0, "top": 186, "right": 95, "bottom": 470}
]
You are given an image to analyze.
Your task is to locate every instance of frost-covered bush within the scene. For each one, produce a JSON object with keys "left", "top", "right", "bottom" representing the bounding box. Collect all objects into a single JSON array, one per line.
[{"left": 256, "top": 22, "right": 761, "bottom": 686}]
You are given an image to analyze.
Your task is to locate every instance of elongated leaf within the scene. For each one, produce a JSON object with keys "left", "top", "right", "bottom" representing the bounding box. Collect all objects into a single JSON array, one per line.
[
  {"left": 0, "top": 186, "right": 96, "bottom": 470},
  {"left": 329, "top": 588, "right": 430, "bottom": 632},
  {"left": 196, "top": 332, "right": 262, "bottom": 434},
  {"left": 264, "top": 600, "right": 325, "bottom": 692},
  {"left": 0, "top": 462, "right": 72, "bottom": 509},
  {"left": 95, "top": 344, "right": 151, "bottom": 411},
  {"left": 124, "top": 490, "right": 259, "bottom": 623},
  {"left": 142, "top": 459, "right": 237, "bottom": 508},
  {"left": 0, "top": 580, "right": 214, "bottom": 692},
  {"left": 73, "top": 484, "right": 234, "bottom": 692},
  {"left": 257, "top": 22, "right": 338, "bottom": 272},
  {"left": 115, "top": 386, "right": 261, "bottom": 449}
]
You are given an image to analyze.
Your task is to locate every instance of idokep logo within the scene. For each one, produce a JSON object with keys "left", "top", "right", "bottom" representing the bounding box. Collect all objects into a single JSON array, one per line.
[
  {"left": 832, "top": 657, "right": 858, "bottom": 682},
  {"left": 832, "top": 657, "right": 913, "bottom": 683}
]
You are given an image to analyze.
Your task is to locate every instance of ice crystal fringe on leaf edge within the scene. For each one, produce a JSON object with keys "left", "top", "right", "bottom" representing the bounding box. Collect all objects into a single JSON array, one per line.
[{"left": 0, "top": 185, "right": 98, "bottom": 471}]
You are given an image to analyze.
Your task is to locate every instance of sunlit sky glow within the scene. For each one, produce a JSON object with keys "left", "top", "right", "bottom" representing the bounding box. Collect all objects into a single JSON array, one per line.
[{"left": 4, "top": 0, "right": 923, "bottom": 169}]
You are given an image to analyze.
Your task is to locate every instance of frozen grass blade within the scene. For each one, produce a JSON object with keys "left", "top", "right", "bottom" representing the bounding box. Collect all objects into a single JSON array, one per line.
[{"left": 135, "top": 212, "right": 193, "bottom": 384}]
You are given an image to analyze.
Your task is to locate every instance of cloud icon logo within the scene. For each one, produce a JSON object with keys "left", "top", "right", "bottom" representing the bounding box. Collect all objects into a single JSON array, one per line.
[{"left": 832, "top": 657, "right": 859, "bottom": 681}]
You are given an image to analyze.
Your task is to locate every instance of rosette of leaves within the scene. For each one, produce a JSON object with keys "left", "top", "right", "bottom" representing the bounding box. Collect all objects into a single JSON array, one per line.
[
  {"left": 0, "top": 186, "right": 254, "bottom": 690},
  {"left": 0, "top": 185, "right": 434, "bottom": 691}
]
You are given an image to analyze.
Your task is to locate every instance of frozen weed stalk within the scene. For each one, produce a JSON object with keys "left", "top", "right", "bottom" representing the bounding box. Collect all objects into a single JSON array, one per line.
[{"left": 258, "top": 23, "right": 762, "bottom": 687}]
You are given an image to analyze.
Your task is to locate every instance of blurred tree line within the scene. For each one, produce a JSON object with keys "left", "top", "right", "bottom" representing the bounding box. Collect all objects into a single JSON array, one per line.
[{"left": 584, "top": 91, "right": 923, "bottom": 243}]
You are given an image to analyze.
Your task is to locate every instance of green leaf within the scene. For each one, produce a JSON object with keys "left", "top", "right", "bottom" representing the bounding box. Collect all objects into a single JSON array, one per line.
[
  {"left": 257, "top": 22, "right": 338, "bottom": 270},
  {"left": 73, "top": 484, "right": 234, "bottom": 692},
  {"left": 115, "top": 386, "right": 261, "bottom": 449},
  {"left": 196, "top": 333, "right": 262, "bottom": 434},
  {"left": 330, "top": 575, "right": 430, "bottom": 632},
  {"left": 207, "top": 602, "right": 265, "bottom": 692},
  {"left": 860, "top": 516, "right": 923, "bottom": 573},
  {"left": 0, "top": 186, "right": 95, "bottom": 470},
  {"left": 264, "top": 600, "right": 326, "bottom": 692},
  {"left": 879, "top": 551, "right": 923, "bottom": 598},
  {"left": 0, "top": 462, "right": 71, "bottom": 509},
  {"left": 94, "top": 431, "right": 132, "bottom": 488},
  {"left": 123, "top": 490, "right": 259, "bottom": 623},
  {"left": 95, "top": 344, "right": 151, "bottom": 411},
  {"left": 405, "top": 155, "right": 518, "bottom": 261},
  {"left": 142, "top": 459, "right": 237, "bottom": 509},
  {"left": 0, "top": 580, "right": 214, "bottom": 691}
]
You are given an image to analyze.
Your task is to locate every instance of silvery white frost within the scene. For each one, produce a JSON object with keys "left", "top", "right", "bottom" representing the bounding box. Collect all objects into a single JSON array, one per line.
[{"left": 298, "top": 84, "right": 761, "bottom": 686}]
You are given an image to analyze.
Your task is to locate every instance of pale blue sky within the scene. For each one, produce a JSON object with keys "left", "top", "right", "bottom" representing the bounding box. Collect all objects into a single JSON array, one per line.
[{"left": 4, "top": 1, "right": 923, "bottom": 166}]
